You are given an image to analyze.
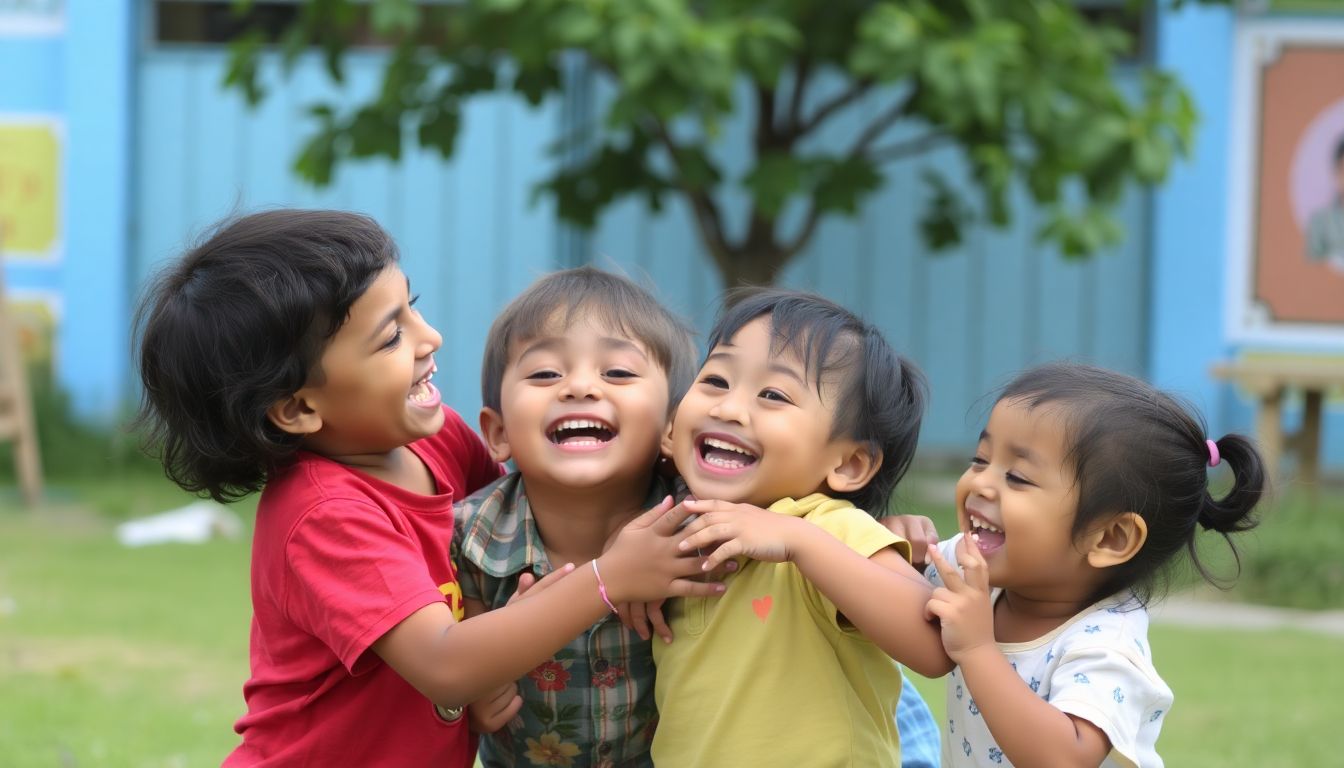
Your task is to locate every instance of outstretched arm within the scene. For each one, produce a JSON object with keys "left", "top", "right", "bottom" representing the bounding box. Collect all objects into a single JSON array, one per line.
[
  {"left": 927, "top": 538, "right": 1112, "bottom": 767},
  {"left": 678, "top": 499, "right": 952, "bottom": 678},
  {"left": 375, "top": 498, "right": 724, "bottom": 710}
]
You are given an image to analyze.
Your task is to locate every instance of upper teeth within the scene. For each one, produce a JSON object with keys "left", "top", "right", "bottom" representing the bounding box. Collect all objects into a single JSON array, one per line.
[
  {"left": 554, "top": 419, "right": 609, "bottom": 432},
  {"left": 704, "top": 437, "right": 754, "bottom": 457},
  {"left": 970, "top": 514, "right": 1002, "bottom": 533}
]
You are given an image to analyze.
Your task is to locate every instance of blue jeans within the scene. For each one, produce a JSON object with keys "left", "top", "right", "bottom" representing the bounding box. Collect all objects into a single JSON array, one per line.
[{"left": 896, "top": 672, "right": 940, "bottom": 768}]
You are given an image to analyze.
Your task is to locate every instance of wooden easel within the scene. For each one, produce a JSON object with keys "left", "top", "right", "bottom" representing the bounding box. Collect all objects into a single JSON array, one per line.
[{"left": 0, "top": 231, "right": 42, "bottom": 506}]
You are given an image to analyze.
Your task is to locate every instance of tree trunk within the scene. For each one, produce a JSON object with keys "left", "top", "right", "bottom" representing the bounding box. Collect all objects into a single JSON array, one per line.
[{"left": 718, "top": 244, "right": 789, "bottom": 288}]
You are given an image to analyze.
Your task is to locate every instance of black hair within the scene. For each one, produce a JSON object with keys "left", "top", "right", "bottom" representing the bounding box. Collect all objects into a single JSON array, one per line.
[
  {"left": 481, "top": 266, "right": 697, "bottom": 414},
  {"left": 705, "top": 288, "right": 927, "bottom": 516},
  {"left": 1335, "top": 134, "right": 1344, "bottom": 168},
  {"left": 133, "top": 209, "right": 399, "bottom": 503},
  {"left": 997, "top": 362, "right": 1265, "bottom": 607}
]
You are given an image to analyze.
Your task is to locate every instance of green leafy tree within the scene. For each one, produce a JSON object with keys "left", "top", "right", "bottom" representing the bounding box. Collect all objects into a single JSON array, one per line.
[{"left": 227, "top": 0, "right": 1197, "bottom": 287}]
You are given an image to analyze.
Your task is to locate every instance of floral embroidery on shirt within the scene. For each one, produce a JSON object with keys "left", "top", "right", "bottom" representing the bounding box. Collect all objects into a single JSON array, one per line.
[
  {"left": 593, "top": 664, "right": 625, "bottom": 689},
  {"left": 530, "top": 660, "right": 573, "bottom": 692},
  {"left": 524, "top": 732, "right": 581, "bottom": 766}
]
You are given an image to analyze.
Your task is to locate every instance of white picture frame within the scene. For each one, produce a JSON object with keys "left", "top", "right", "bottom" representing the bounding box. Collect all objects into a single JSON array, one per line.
[{"left": 1224, "top": 20, "right": 1344, "bottom": 350}]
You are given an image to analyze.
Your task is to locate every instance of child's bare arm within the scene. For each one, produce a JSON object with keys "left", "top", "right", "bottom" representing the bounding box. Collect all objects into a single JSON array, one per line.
[
  {"left": 927, "top": 539, "right": 1112, "bottom": 767},
  {"left": 678, "top": 499, "right": 953, "bottom": 678},
  {"left": 373, "top": 499, "right": 724, "bottom": 710}
]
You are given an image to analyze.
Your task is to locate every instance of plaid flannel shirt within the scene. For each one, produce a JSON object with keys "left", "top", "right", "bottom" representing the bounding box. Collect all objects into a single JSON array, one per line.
[{"left": 454, "top": 473, "right": 664, "bottom": 768}]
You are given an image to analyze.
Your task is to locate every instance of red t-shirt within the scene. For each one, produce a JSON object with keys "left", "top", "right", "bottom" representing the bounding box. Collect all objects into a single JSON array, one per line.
[{"left": 224, "top": 408, "right": 502, "bottom": 767}]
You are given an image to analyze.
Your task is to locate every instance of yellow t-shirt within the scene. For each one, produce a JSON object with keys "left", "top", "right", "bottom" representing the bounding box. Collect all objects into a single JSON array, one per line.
[{"left": 651, "top": 493, "right": 910, "bottom": 767}]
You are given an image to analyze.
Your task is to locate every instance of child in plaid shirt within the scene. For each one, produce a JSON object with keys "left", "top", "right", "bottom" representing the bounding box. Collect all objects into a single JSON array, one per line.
[{"left": 455, "top": 269, "right": 944, "bottom": 767}]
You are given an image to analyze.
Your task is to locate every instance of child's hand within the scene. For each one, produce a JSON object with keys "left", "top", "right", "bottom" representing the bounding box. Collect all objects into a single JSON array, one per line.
[
  {"left": 617, "top": 598, "right": 670, "bottom": 643},
  {"left": 619, "top": 561, "right": 738, "bottom": 643},
  {"left": 676, "top": 499, "right": 807, "bottom": 572},
  {"left": 880, "top": 514, "right": 939, "bottom": 566},
  {"left": 925, "top": 535, "right": 996, "bottom": 663},
  {"left": 506, "top": 563, "right": 576, "bottom": 605},
  {"left": 468, "top": 682, "right": 522, "bottom": 733},
  {"left": 597, "top": 497, "right": 727, "bottom": 604}
]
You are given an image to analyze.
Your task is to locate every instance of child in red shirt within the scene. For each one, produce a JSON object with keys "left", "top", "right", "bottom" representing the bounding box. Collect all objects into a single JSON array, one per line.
[{"left": 134, "top": 210, "right": 723, "bottom": 767}]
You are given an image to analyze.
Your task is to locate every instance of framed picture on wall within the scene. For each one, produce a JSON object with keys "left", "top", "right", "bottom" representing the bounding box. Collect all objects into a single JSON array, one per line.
[{"left": 1226, "top": 21, "right": 1344, "bottom": 349}]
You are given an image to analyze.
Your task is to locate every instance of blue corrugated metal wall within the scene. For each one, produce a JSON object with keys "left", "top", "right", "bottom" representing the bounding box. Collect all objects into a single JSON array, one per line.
[
  {"left": 132, "top": 50, "right": 562, "bottom": 419},
  {"left": 587, "top": 75, "right": 1150, "bottom": 454},
  {"left": 131, "top": 50, "right": 1149, "bottom": 454}
]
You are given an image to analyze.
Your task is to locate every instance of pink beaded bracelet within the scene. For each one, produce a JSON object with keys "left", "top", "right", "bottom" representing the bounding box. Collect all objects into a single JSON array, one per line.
[{"left": 591, "top": 559, "right": 618, "bottom": 614}]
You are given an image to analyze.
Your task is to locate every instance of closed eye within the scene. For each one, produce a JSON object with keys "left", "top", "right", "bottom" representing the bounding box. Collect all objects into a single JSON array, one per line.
[
  {"left": 1006, "top": 471, "right": 1035, "bottom": 487},
  {"left": 525, "top": 370, "right": 561, "bottom": 381},
  {"left": 700, "top": 374, "right": 728, "bottom": 389},
  {"left": 381, "top": 328, "right": 404, "bottom": 350},
  {"left": 969, "top": 455, "right": 988, "bottom": 468},
  {"left": 605, "top": 368, "right": 638, "bottom": 379}
]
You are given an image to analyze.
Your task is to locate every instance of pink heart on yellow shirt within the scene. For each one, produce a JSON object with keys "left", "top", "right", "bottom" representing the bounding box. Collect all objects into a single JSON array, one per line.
[{"left": 751, "top": 595, "right": 773, "bottom": 622}]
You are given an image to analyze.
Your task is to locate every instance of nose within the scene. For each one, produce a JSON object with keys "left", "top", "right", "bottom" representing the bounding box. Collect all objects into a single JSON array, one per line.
[
  {"left": 560, "top": 368, "right": 601, "bottom": 401},
  {"left": 965, "top": 467, "right": 998, "bottom": 499},
  {"left": 707, "top": 389, "right": 749, "bottom": 426},
  {"left": 413, "top": 313, "right": 443, "bottom": 357}
]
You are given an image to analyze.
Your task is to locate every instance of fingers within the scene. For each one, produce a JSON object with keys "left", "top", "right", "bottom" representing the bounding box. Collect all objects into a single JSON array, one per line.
[
  {"left": 507, "top": 572, "right": 537, "bottom": 604},
  {"left": 469, "top": 684, "right": 522, "bottom": 733},
  {"left": 666, "top": 577, "right": 726, "bottom": 598},
  {"left": 957, "top": 534, "right": 990, "bottom": 593},
  {"left": 627, "top": 600, "right": 652, "bottom": 642},
  {"left": 508, "top": 563, "right": 574, "bottom": 605},
  {"left": 647, "top": 600, "right": 673, "bottom": 644},
  {"left": 677, "top": 522, "right": 736, "bottom": 554},
  {"left": 926, "top": 542, "right": 965, "bottom": 592},
  {"left": 697, "top": 540, "right": 742, "bottom": 573},
  {"left": 629, "top": 495, "right": 677, "bottom": 531},
  {"left": 651, "top": 498, "right": 698, "bottom": 535}
]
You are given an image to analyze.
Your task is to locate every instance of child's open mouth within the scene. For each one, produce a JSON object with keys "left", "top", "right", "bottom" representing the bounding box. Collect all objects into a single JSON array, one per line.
[
  {"left": 548, "top": 418, "right": 616, "bottom": 449},
  {"left": 968, "top": 513, "right": 1005, "bottom": 554},
  {"left": 696, "top": 435, "right": 759, "bottom": 473},
  {"left": 408, "top": 367, "right": 440, "bottom": 408}
]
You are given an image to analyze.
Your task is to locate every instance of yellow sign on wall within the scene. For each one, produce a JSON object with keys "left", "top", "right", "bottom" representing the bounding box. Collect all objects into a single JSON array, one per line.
[{"left": 0, "top": 121, "right": 60, "bottom": 259}]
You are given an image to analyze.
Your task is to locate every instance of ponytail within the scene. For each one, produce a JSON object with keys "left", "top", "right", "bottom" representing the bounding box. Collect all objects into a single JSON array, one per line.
[{"left": 1189, "top": 433, "right": 1266, "bottom": 586}]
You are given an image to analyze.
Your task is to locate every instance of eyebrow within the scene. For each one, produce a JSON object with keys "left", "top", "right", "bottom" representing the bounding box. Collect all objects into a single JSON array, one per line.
[
  {"left": 706, "top": 348, "right": 808, "bottom": 389},
  {"left": 979, "top": 429, "right": 1041, "bottom": 465},
  {"left": 368, "top": 278, "right": 412, "bottom": 343},
  {"left": 520, "top": 336, "right": 651, "bottom": 362}
]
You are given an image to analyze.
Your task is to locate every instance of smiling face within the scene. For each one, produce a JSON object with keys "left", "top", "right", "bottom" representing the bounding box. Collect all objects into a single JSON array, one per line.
[
  {"left": 955, "top": 397, "right": 1098, "bottom": 597},
  {"left": 291, "top": 265, "right": 445, "bottom": 459},
  {"left": 483, "top": 313, "right": 671, "bottom": 493},
  {"left": 668, "top": 315, "right": 863, "bottom": 508}
]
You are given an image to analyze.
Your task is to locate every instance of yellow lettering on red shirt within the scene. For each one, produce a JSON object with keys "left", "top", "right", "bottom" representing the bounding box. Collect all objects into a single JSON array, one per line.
[{"left": 439, "top": 581, "right": 465, "bottom": 621}]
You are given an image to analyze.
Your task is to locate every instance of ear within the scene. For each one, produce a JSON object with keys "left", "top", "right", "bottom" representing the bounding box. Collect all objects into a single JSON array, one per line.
[
  {"left": 478, "top": 407, "right": 513, "bottom": 463},
  {"left": 1085, "top": 512, "right": 1148, "bottom": 569},
  {"left": 660, "top": 417, "right": 676, "bottom": 461},
  {"left": 825, "top": 442, "right": 881, "bottom": 495},
  {"left": 266, "top": 393, "right": 322, "bottom": 436}
]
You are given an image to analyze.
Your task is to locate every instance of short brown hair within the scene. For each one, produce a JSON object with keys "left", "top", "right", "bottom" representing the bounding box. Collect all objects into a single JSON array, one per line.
[{"left": 481, "top": 266, "right": 697, "bottom": 414}]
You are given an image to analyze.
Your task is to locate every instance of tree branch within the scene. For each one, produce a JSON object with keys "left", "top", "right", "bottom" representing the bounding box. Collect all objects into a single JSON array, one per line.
[
  {"left": 868, "top": 132, "right": 950, "bottom": 164},
  {"left": 786, "top": 56, "right": 811, "bottom": 135},
  {"left": 793, "top": 79, "right": 874, "bottom": 139},
  {"left": 780, "top": 200, "right": 825, "bottom": 263},
  {"left": 847, "top": 85, "right": 918, "bottom": 158},
  {"left": 643, "top": 117, "right": 732, "bottom": 268}
]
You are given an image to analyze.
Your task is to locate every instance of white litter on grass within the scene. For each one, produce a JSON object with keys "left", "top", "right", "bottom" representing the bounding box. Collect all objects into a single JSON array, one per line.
[
  {"left": 0, "top": 595, "right": 15, "bottom": 617},
  {"left": 115, "top": 501, "right": 244, "bottom": 547}
]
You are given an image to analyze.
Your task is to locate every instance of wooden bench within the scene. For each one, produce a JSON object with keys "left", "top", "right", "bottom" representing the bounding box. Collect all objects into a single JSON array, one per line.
[{"left": 1211, "top": 357, "right": 1344, "bottom": 488}]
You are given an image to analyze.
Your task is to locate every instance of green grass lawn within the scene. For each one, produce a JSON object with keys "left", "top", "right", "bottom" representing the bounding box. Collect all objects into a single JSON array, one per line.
[{"left": 1, "top": 475, "right": 1339, "bottom": 766}]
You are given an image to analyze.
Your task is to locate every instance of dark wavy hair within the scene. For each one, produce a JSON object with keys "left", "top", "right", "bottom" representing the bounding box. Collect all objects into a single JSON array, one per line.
[
  {"left": 997, "top": 362, "right": 1266, "bottom": 606},
  {"left": 133, "top": 209, "right": 398, "bottom": 503},
  {"left": 481, "top": 266, "right": 697, "bottom": 415},
  {"left": 705, "top": 288, "right": 927, "bottom": 516}
]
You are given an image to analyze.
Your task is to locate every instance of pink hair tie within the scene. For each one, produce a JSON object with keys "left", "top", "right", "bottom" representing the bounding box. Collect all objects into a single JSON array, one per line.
[{"left": 1205, "top": 439, "right": 1220, "bottom": 468}]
